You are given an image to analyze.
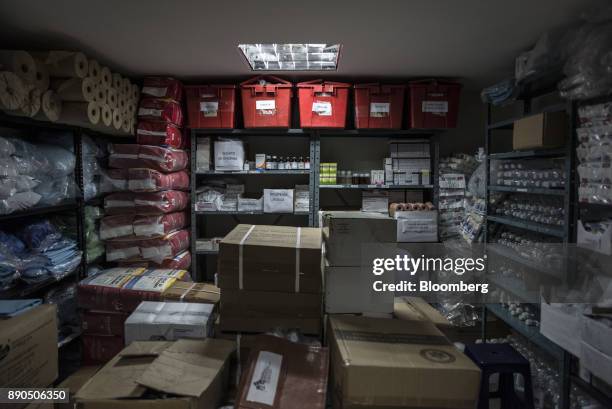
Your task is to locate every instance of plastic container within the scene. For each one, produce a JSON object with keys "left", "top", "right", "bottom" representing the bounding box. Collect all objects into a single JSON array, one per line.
[
  {"left": 354, "top": 84, "right": 406, "bottom": 129},
  {"left": 184, "top": 85, "right": 236, "bottom": 128},
  {"left": 297, "top": 80, "right": 350, "bottom": 128},
  {"left": 240, "top": 76, "right": 292, "bottom": 128},
  {"left": 408, "top": 80, "right": 461, "bottom": 129}
]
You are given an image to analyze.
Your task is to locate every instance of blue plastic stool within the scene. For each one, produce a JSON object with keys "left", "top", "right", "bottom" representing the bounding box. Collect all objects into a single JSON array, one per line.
[{"left": 464, "top": 343, "right": 535, "bottom": 409}]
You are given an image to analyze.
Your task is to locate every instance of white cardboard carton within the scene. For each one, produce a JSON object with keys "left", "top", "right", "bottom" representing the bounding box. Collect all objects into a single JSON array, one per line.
[
  {"left": 264, "top": 189, "right": 294, "bottom": 213},
  {"left": 540, "top": 302, "right": 585, "bottom": 357},
  {"left": 362, "top": 190, "right": 389, "bottom": 213},
  {"left": 325, "top": 263, "right": 394, "bottom": 314},
  {"left": 294, "top": 185, "right": 310, "bottom": 213},
  {"left": 395, "top": 210, "right": 438, "bottom": 242},
  {"left": 577, "top": 220, "right": 612, "bottom": 256},
  {"left": 124, "top": 301, "right": 214, "bottom": 345},
  {"left": 238, "top": 196, "right": 264, "bottom": 212},
  {"left": 196, "top": 137, "right": 211, "bottom": 171},
  {"left": 214, "top": 139, "right": 245, "bottom": 171}
]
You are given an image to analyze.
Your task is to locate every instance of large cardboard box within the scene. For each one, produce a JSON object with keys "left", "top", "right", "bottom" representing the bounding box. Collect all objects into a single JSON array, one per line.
[
  {"left": 218, "top": 224, "right": 322, "bottom": 293},
  {"left": 235, "top": 335, "right": 328, "bottom": 409},
  {"left": 328, "top": 316, "right": 480, "bottom": 409},
  {"left": 162, "top": 281, "right": 221, "bottom": 304},
  {"left": 512, "top": 111, "right": 567, "bottom": 150},
  {"left": 325, "top": 262, "right": 394, "bottom": 314},
  {"left": 581, "top": 315, "right": 612, "bottom": 357},
  {"left": 0, "top": 304, "right": 58, "bottom": 388},
  {"left": 220, "top": 289, "right": 322, "bottom": 335},
  {"left": 322, "top": 211, "right": 397, "bottom": 267},
  {"left": 56, "top": 365, "right": 101, "bottom": 409},
  {"left": 75, "top": 339, "right": 235, "bottom": 409},
  {"left": 580, "top": 341, "right": 612, "bottom": 386},
  {"left": 395, "top": 210, "right": 438, "bottom": 242},
  {"left": 394, "top": 296, "right": 451, "bottom": 328},
  {"left": 540, "top": 302, "right": 584, "bottom": 358},
  {"left": 125, "top": 301, "right": 214, "bottom": 344}
]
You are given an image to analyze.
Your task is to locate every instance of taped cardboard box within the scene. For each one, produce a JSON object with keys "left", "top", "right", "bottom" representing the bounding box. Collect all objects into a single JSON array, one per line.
[
  {"left": 55, "top": 365, "right": 101, "bottom": 409},
  {"left": 328, "top": 316, "right": 480, "bottom": 409},
  {"left": 124, "top": 301, "right": 215, "bottom": 344},
  {"left": 512, "top": 111, "right": 567, "bottom": 150},
  {"left": 0, "top": 304, "right": 58, "bottom": 388},
  {"left": 322, "top": 211, "right": 396, "bottom": 267},
  {"left": 393, "top": 296, "right": 451, "bottom": 328},
  {"left": 235, "top": 335, "right": 328, "bottom": 409},
  {"left": 163, "top": 281, "right": 221, "bottom": 304},
  {"left": 218, "top": 224, "right": 322, "bottom": 293},
  {"left": 75, "top": 339, "right": 235, "bottom": 409}
]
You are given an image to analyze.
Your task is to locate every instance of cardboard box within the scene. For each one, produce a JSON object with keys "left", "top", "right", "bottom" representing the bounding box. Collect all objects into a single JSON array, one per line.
[
  {"left": 214, "top": 139, "right": 245, "bottom": 171},
  {"left": 328, "top": 316, "right": 480, "bottom": 409},
  {"left": 255, "top": 153, "right": 266, "bottom": 170},
  {"left": 75, "top": 339, "right": 235, "bottom": 409},
  {"left": 82, "top": 310, "right": 129, "bottom": 336},
  {"left": 81, "top": 334, "right": 125, "bottom": 365},
  {"left": 220, "top": 314, "right": 321, "bottom": 336},
  {"left": 577, "top": 220, "right": 612, "bottom": 255},
  {"left": 322, "top": 211, "right": 396, "bottom": 267},
  {"left": 394, "top": 296, "right": 451, "bottom": 328},
  {"left": 0, "top": 304, "right": 58, "bottom": 388},
  {"left": 218, "top": 224, "right": 322, "bottom": 293},
  {"left": 294, "top": 184, "right": 310, "bottom": 213},
  {"left": 325, "top": 262, "right": 395, "bottom": 314},
  {"left": 580, "top": 341, "right": 612, "bottom": 386},
  {"left": 264, "top": 189, "right": 294, "bottom": 213},
  {"left": 196, "top": 137, "right": 210, "bottom": 171},
  {"left": 540, "top": 302, "right": 584, "bottom": 358},
  {"left": 395, "top": 210, "right": 438, "bottom": 242},
  {"left": 163, "top": 281, "right": 221, "bottom": 304},
  {"left": 390, "top": 142, "right": 430, "bottom": 158},
  {"left": 238, "top": 196, "right": 263, "bottom": 212},
  {"left": 125, "top": 301, "right": 214, "bottom": 344},
  {"left": 235, "top": 335, "right": 328, "bottom": 409},
  {"left": 512, "top": 111, "right": 567, "bottom": 150},
  {"left": 361, "top": 190, "right": 389, "bottom": 213},
  {"left": 56, "top": 365, "right": 101, "bottom": 409},
  {"left": 581, "top": 315, "right": 612, "bottom": 357}
]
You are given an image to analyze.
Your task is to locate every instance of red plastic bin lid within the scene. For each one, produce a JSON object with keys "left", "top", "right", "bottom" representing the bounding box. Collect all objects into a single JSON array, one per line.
[
  {"left": 184, "top": 84, "right": 236, "bottom": 89},
  {"left": 297, "top": 79, "right": 351, "bottom": 91},
  {"left": 408, "top": 79, "right": 462, "bottom": 87},
  {"left": 240, "top": 75, "right": 292, "bottom": 88}
]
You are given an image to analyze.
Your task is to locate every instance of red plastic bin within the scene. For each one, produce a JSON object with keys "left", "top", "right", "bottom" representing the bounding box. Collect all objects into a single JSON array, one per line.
[
  {"left": 185, "top": 85, "right": 236, "bottom": 128},
  {"left": 240, "top": 76, "right": 292, "bottom": 128},
  {"left": 297, "top": 80, "right": 350, "bottom": 128},
  {"left": 408, "top": 80, "right": 461, "bottom": 129},
  {"left": 354, "top": 83, "right": 406, "bottom": 129}
]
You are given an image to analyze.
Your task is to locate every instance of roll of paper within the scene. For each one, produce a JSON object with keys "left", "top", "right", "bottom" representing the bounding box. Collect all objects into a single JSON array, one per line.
[
  {"left": 60, "top": 101, "right": 100, "bottom": 127},
  {"left": 0, "top": 70, "right": 26, "bottom": 110},
  {"left": 112, "top": 72, "right": 122, "bottom": 89},
  {"left": 0, "top": 50, "right": 37, "bottom": 84},
  {"left": 34, "top": 90, "right": 62, "bottom": 122},
  {"left": 112, "top": 108, "right": 122, "bottom": 130},
  {"left": 52, "top": 77, "right": 98, "bottom": 102},
  {"left": 32, "top": 59, "right": 50, "bottom": 91},
  {"left": 95, "top": 84, "right": 106, "bottom": 104},
  {"left": 88, "top": 59, "right": 101, "bottom": 80},
  {"left": 106, "top": 87, "right": 118, "bottom": 109},
  {"left": 100, "top": 103, "right": 112, "bottom": 127},
  {"left": 121, "top": 115, "right": 131, "bottom": 134},
  {"left": 121, "top": 77, "right": 130, "bottom": 96},
  {"left": 131, "top": 83, "right": 139, "bottom": 101},
  {"left": 100, "top": 66, "right": 112, "bottom": 90},
  {"left": 5, "top": 84, "right": 42, "bottom": 117},
  {"left": 33, "top": 51, "right": 88, "bottom": 78}
]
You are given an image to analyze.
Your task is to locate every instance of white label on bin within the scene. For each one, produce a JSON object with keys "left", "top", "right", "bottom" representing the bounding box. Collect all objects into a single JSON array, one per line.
[
  {"left": 200, "top": 101, "right": 219, "bottom": 117},
  {"left": 138, "top": 108, "right": 162, "bottom": 117},
  {"left": 422, "top": 101, "right": 448, "bottom": 113},
  {"left": 256, "top": 100, "right": 276, "bottom": 110},
  {"left": 370, "top": 102, "right": 390, "bottom": 117},
  {"left": 142, "top": 86, "right": 168, "bottom": 97},
  {"left": 137, "top": 129, "right": 166, "bottom": 136},
  {"left": 312, "top": 101, "right": 332, "bottom": 116},
  {"left": 246, "top": 351, "right": 283, "bottom": 406}
]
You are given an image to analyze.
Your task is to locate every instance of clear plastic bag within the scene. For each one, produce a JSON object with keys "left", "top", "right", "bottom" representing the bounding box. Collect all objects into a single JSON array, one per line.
[
  {"left": 34, "top": 176, "right": 76, "bottom": 205},
  {"left": 0, "top": 136, "right": 15, "bottom": 157}
]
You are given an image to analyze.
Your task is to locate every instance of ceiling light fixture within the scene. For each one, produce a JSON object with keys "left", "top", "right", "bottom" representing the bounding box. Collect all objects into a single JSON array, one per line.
[{"left": 238, "top": 44, "right": 341, "bottom": 71}]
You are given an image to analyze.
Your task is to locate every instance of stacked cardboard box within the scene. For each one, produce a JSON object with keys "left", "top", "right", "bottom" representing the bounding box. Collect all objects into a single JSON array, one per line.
[
  {"left": 322, "top": 211, "right": 397, "bottom": 314},
  {"left": 217, "top": 224, "right": 323, "bottom": 335},
  {"left": 328, "top": 315, "right": 480, "bottom": 409},
  {"left": 388, "top": 141, "right": 431, "bottom": 185},
  {"left": 77, "top": 267, "right": 219, "bottom": 364}
]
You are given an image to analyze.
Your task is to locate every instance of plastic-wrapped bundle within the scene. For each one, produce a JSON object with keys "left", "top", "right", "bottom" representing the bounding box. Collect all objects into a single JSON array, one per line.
[
  {"left": 34, "top": 175, "right": 76, "bottom": 205},
  {"left": 480, "top": 79, "right": 517, "bottom": 106},
  {"left": 82, "top": 136, "right": 105, "bottom": 201},
  {"left": 141, "top": 77, "right": 183, "bottom": 101},
  {"left": 127, "top": 169, "right": 189, "bottom": 192},
  {"left": 100, "top": 169, "right": 128, "bottom": 193},
  {"left": 45, "top": 282, "right": 80, "bottom": 334},
  {"left": 137, "top": 98, "right": 183, "bottom": 126},
  {"left": 100, "top": 214, "right": 135, "bottom": 240},
  {"left": 0, "top": 136, "right": 16, "bottom": 157},
  {"left": 136, "top": 121, "right": 184, "bottom": 148},
  {"left": 118, "top": 250, "right": 191, "bottom": 269},
  {"left": 106, "top": 229, "right": 190, "bottom": 263},
  {"left": 104, "top": 190, "right": 189, "bottom": 215},
  {"left": 108, "top": 144, "right": 188, "bottom": 173},
  {"left": 132, "top": 212, "right": 187, "bottom": 237},
  {"left": 0, "top": 231, "right": 23, "bottom": 290}
]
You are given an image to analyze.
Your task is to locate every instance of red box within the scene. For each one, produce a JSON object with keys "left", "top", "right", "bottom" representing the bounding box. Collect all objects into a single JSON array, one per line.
[
  {"left": 297, "top": 80, "right": 350, "bottom": 128},
  {"left": 354, "top": 84, "right": 405, "bottom": 129},
  {"left": 185, "top": 85, "right": 236, "bottom": 129},
  {"left": 408, "top": 80, "right": 461, "bottom": 129},
  {"left": 81, "top": 310, "right": 129, "bottom": 336},
  {"left": 82, "top": 334, "right": 124, "bottom": 365},
  {"left": 240, "top": 75, "right": 292, "bottom": 128}
]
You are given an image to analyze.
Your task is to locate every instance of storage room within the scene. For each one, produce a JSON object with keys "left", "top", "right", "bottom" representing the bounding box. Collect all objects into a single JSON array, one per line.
[{"left": 1, "top": 1, "right": 612, "bottom": 408}]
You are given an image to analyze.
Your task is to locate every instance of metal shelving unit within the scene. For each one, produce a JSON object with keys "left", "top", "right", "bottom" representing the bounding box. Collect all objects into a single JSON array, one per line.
[{"left": 319, "top": 184, "right": 434, "bottom": 190}]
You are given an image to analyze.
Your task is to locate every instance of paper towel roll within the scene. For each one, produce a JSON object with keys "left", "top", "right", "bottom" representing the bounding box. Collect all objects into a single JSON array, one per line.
[
  {"left": 95, "top": 85, "right": 106, "bottom": 104},
  {"left": 34, "top": 90, "right": 62, "bottom": 122},
  {"left": 112, "top": 108, "right": 122, "bottom": 130},
  {"left": 121, "top": 78, "right": 130, "bottom": 96},
  {"left": 100, "top": 66, "right": 112, "bottom": 90},
  {"left": 117, "top": 95, "right": 126, "bottom": 112},
  {"left": 131, "top": 83, "right": 139, "bottom": 101},
  {"left": 112, "top": 72, "right": 122, "bottom": 89},
  {"left": 4, "top": 85, "right": 42, "bottom": 118},
  {"left": 33, "top": 51, "right": 89, "bottom": 78},
  {"left": 121, "top": 115, "right": 131, "bottom": 133},
  {"left": 100, "top": 103, "right": 112, "bottom": 127},
  {"left": 88, "top": 59, "right": 101, "bottom": 80},
  {"left": 31, "top": 59, "right": 50, "bottom": 91},
  {"left": 52, "top": 77, "right": 98, "bottom": 102},
  {"left": 106, "top": 87, "right": 118, "bottom": 109},
  {"left": 0, "top": 50, "right": 37, "bottom": 84},
  {"left": 60, "top": 101, "right": 100, "bottom": 127},
  {"left": 0, "top": 70, "right": 26, "bottom": 110}
]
